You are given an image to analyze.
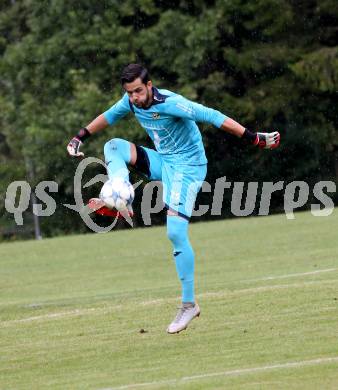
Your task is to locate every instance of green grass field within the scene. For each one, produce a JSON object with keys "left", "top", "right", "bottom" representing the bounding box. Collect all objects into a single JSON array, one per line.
[{"left": 1, "top": 210, "right": 338, "bottom": 389}]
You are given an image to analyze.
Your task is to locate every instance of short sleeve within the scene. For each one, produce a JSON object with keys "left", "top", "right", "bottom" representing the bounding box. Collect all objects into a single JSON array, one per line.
[{"left": 103, "top": 93, "right": 131, "bottom": 125}]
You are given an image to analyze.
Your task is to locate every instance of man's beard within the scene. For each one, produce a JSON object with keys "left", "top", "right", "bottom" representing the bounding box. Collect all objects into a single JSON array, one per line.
[{"left": 135, "top": 89, "right": 151, "bottom": 108}]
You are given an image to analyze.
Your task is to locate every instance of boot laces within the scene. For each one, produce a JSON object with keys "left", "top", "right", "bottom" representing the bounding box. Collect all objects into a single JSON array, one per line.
[{"left": 174, "top": 306, "right": 189, "bottom": 323}]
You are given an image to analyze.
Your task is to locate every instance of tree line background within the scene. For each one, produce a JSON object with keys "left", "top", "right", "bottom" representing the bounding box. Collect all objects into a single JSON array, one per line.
[{"left": 0, "top": 0, "right": 337, "bottom": 240}]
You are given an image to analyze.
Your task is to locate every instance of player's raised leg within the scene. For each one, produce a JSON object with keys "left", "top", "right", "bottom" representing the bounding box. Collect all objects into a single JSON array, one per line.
[
  {"left": 88, "top": 138, "right": 137, "bottom": 214},
  {"left": 90, "top": 141, "right": 162, "bottom": 215},
  {"left": 104, "top": 138, "right": 137, "bottom": 180}
]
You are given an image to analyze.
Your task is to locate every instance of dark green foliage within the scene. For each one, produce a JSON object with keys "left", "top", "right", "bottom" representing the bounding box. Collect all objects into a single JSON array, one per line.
[{"left": 0, "top": 0, "right": 337, "bottom": 239}]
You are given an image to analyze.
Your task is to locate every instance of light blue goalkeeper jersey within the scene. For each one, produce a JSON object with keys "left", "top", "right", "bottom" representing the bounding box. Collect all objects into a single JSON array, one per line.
[{"left": 103, "top": 87, "right": 228, "bottom": 165}]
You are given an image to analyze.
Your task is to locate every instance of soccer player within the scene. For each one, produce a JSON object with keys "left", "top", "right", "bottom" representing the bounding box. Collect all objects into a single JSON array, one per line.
[{"left": 67, "top": 64, "right": 280, "bottom": 334}]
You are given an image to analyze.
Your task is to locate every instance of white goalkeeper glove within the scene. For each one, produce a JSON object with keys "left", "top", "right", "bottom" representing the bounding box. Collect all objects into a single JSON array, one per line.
[
  {"left": 254, "top": 131, "right": 280, "bottom": 149},
  {"left": 67, "top": 127, "right": 91, "bottom": 157},
  {"left": 67, "top": 137, "right": 84, "bottom": 157},
  {"left": 242, "top": 129, "right": 280, "bottom": 149}
]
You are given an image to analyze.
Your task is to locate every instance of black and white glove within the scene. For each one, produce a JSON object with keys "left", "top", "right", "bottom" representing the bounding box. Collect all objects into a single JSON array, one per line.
[
  {"left": 67, "top": 127, "right": 91, "bottom": 157},
  {"left": 242, "top": 129, "right": 280, "bottom": 150},
  {"left": 254, "top": 131, "right": 280, "bottom": 149},
  {"left": 67, "top": 137, "right": 83, "bottom": 157}
]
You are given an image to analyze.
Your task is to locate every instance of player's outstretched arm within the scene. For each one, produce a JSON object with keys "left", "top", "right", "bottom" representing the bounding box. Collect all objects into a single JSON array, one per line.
[
  {"left": 67, "top": 114, "right": 109, "bottom": 157},
  {"left": 163, "top": 96, "right": 280, "bottom": 150},
  {"left": 220, "top": 118, "right": 280, "bottom": 149}
]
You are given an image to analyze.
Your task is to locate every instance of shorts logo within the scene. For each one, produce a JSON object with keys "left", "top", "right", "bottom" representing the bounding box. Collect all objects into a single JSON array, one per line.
[
  {"left": 171, "top": 191, "right": 181, "bottom": 206},
  {"left": 152, "top": 113, "right": 160, "bottom": 120}
]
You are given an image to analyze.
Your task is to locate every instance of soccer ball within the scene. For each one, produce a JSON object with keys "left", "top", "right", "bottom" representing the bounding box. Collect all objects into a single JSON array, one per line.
[{"left": 99, "top": 178, "right": 134, "bottom": 211}]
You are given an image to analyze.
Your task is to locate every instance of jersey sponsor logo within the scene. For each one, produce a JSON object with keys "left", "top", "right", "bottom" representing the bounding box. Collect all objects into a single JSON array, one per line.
[
  {"left": 139, "top": 121, "right": 165, "bottom": 131},
  {"left": 152, "top": 112, "right": 160, "bottom": 120}
]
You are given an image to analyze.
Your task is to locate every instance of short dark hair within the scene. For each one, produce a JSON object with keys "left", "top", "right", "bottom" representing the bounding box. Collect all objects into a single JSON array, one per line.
[{"left": 120, "top": 63, "right": 150, "bottom": 85}]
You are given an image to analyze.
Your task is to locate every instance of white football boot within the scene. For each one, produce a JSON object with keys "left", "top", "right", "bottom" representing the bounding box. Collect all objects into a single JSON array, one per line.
[{"left": 167, "top": 303, "right": 200, "bottom": 334}]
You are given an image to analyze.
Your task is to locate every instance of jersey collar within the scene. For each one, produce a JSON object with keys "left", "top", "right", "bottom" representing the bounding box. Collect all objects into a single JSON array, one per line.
[
  {"left": 140, "top": 87, "right": 168, "bottom": 110},
  {"left": 152, "top": 87, "right": 168, "bottom": 104},
  {"left": 129, "top": 87, "right": 169, "bottom": 111}
]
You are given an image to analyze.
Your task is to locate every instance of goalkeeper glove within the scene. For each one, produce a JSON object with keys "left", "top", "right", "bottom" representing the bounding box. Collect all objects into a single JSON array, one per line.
[
  {"left": 243, "top": 129, "right": 280, "bottom": 149},
  {"left": 254, "top": 131, "right": 280, "bottom": 149},
  {"left": 67, "top": 127, "right": 91, "bottom": 157}
]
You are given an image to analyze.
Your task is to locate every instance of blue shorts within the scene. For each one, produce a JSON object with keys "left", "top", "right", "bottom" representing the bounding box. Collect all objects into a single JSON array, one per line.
[{"left": 135, "top": 146, "right": 207, "bottom": 219}]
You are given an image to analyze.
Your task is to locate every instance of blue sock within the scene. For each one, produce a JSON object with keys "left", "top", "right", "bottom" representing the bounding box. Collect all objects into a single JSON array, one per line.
[
  {"left": 167, "top": 215, "right": 195, "bottom": 303},
  {"left": 103, "top": 138, "right": 131, "bottom": 180}
]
